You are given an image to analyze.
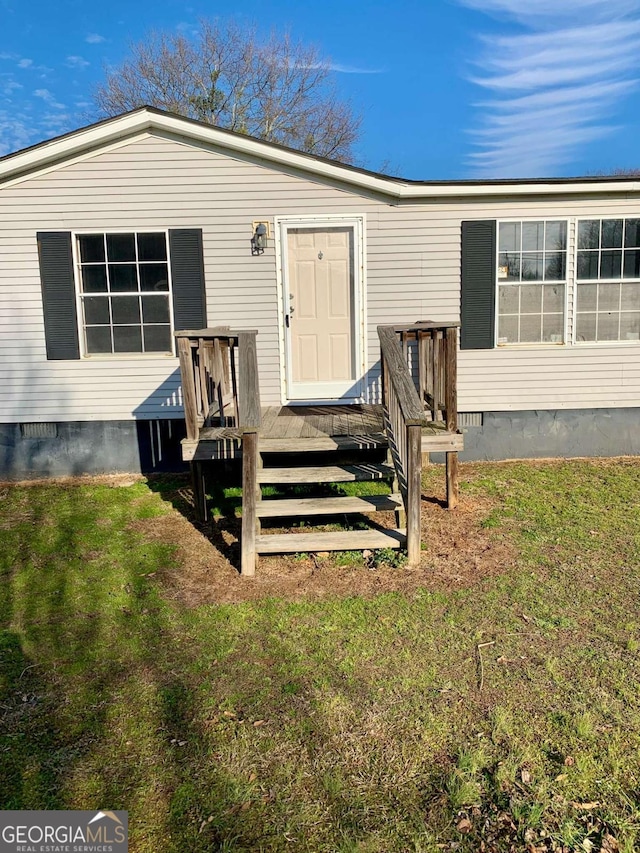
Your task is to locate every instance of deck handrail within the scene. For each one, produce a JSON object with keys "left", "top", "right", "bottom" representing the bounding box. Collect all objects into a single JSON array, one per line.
[
  {"left": 378, "top": 326, "right": 429, "bottom": 566},
  {"left": 175, "top": 327, "right": 262, "bottom": 576},
  {"left": 386, "top": 321, "right": 460, "bottom": 510}
]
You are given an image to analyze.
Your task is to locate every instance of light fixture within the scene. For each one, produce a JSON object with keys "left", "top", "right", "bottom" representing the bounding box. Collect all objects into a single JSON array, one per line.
[{"left": 251, "top": 222, "right": 268, "bottom": 255}]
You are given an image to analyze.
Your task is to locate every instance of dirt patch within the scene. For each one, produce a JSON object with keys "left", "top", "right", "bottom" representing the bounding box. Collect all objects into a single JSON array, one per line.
[{"left": 134, "top": 475, "right": 516, "bottom": 607}]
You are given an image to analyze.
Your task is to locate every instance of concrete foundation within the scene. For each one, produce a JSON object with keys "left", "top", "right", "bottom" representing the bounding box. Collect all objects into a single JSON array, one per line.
[{"left": 1, "top": 408, "right": 639, "bottom": 479}]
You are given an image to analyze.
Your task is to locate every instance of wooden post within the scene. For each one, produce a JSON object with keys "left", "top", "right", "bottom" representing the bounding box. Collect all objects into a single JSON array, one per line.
[
  {"left": 406, "top": 424, "right": 422, "bottom": 566},
  {"left": 191, "top": 461, "right": 208, "bottom": 522},
  {"left": 241, "top": 431, "right": 258, "bottom": 577},
  {"left": 177, "top": 336, "right": 199, "bottom": 441},
  {"left": 445, "top": 327, "right": 459, "bottom": 510}
]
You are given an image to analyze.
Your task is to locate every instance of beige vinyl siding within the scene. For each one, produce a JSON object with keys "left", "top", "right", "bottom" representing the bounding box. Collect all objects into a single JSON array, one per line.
[{"left": 1, "top": 131, "right": 640, "bottom": 423}]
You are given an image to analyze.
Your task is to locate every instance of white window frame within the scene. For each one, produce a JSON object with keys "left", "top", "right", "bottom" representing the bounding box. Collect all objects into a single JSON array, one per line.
[
  {"left": 573, "top": 217, "right": 640, "bottom": 346},
  {"left": 72, "top": 229, "right": 175, "bottom": 358},
  {"left": 495, "top": 218, "right": 569, "bottom": 348}
]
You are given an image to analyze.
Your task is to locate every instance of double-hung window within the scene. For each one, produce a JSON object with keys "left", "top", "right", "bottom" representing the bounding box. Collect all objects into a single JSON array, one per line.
[
  {"left": 76, "top": 232, "right": 173, "bottom": 355},
  {"left": 575, "top": 218, "right": 640, "bottom": 342},
  {"left": 497, "top": 220, "right": 567, "bottom": 344}
]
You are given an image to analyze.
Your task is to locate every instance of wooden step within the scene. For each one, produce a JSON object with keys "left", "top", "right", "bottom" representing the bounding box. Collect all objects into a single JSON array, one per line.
[
  {"left": 259, "top": 433, "right": 388, "bottom": 453},
  {"left": 257, "top": 462, "right": 395, "bottom": 485},
  {"left": 255, "top": 493, "right": 403, "bottom": 518},
  {"left": 256, "top": 528, "right": 406, "bottom": 554}
]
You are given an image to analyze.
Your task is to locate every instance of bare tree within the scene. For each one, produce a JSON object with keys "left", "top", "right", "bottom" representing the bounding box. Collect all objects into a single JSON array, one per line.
[{"left": 93, "top": 21, "right": 361, "bottom": 162}]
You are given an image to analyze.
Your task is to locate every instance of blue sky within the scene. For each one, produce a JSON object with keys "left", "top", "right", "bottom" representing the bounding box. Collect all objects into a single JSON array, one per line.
[{"left": 1, "top": 0, "right": 639, "bottom": 179}]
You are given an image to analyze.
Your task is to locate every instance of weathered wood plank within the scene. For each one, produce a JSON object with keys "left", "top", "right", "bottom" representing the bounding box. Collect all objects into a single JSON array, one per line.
[
  {"left": 406, "top": 424, "right": 422, "bottom": 566},
  {"left": 237, "top": 331, "right": 261, "bottom": 431},
  {"left": 259, "top": 433, "right": 388, "bottom": 453},
  {"left": 255, "top": 493, "right": 403, "bottom": 518},
  {"left": 258, "top": 462, "right": 395, "bottom": 485},
  {"left": 241, "top": 431, "right": 258, "bottom": 577},
  {"left": 445, "top": 326, "right": 458, "bottom": 433},
  {"left": 177, "top": 336, "right": 199, "bottom": 441},
  {"left": 420, "top": 432, "right": 464, "bottom": 452},
  {"left": 446, "top": 452, "right": 459, "bottom": 510},
  {"left": 377, "top": 326, "right": 427, "bottom": 425},
  {"left": 256, "top": 528, "right": 406, "bottom": 554}
]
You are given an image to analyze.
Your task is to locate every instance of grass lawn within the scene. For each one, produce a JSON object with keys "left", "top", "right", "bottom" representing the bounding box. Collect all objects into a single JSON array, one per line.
[{"left": 1, "top": 459, "right": 640, "bottom": 852}]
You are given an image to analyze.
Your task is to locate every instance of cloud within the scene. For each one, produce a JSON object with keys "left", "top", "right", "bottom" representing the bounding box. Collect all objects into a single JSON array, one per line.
[
  {"left": 85, "top": 33, "right": 106, "bottom": 44},
  {"left": 33, "top": 88, "right": 65, "bottom": 110},
  {"left": 66, "top": 55, "right": 90, "bottom": 69},
  {"left": 17, "top": 58, "right": 32, "bottom": 68},
  {"left": 460, "top": 0, "right": 640, "bottom": 176},
  {"left": 294, "top": 60, "right": 384, "bottom": 74}
]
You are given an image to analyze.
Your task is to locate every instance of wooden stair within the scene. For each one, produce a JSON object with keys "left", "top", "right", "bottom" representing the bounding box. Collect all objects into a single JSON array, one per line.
[{"left": 253, "top": 456, "right": 406, "bottom": 557}]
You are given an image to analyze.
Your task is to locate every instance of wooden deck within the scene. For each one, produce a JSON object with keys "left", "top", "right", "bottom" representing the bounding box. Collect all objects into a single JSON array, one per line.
[{"left": 182, "top": 404, "right": 464, "bottom": 461}]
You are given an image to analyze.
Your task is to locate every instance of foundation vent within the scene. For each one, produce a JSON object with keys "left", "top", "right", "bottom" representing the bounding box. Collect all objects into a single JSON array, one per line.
[
  {"left": 458, "top": 412, "right": 483, "bottom": 428},
  {"left": 20, "top": 422, "right": 59, "bottom": 439}
]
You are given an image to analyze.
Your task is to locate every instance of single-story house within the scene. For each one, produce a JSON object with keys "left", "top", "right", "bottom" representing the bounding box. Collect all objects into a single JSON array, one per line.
[{"left": 2, "top": 106, "right": 640, "bottom": 479}]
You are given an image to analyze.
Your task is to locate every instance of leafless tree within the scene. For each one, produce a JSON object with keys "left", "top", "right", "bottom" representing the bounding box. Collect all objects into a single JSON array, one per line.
[{"left": 93, "top": 21, "right": 361, "bottom": 162}]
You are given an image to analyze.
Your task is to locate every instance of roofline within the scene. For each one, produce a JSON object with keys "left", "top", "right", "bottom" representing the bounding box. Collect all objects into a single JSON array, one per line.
[{"left": 2, "top": 106, "right": 640, "bottom": 199}]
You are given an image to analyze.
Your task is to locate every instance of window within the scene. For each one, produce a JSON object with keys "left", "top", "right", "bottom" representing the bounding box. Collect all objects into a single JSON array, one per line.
[
  {"left": 497, "top": 220, "right": 567, "bottom": 344},
  {"left": 575, "top": 218, "right": 640, "bottom": 342},
  {"left": 76, "top": 232, "right": 173, "bottom": 355}
]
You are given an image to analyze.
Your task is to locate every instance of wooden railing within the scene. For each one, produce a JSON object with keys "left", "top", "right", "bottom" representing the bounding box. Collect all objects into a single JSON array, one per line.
[
  {"left": 175, "top": 328, "right": 261, "bottom": 576},
  {"left": 388, "top": 322, "right": 460, "bottom": 510},
  {"left": 378, "top": 326, "right": 429, "bottom": 565}
]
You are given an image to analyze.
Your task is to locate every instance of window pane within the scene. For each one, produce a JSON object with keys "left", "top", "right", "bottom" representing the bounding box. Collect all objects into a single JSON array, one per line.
[
  {"left": 576, "top": 313, "right": 596, "bottom": 342},
  {"left": 600, "top": 250, "right": 622, "bottom": 279},
  {"left": 577, "top": 251, "right": 598, "bottom": 280},
  {"left": 106, "top": 233, "right": 136, "bottom": 262},
  {"left": 545, "top": 252, "right": 566, "bottom": 280},
  {"left": 111, "top": 295, "right": 141, "bottom": 325},
  {"left": 521, "top": 253, "right": 543, "bottom": 281},
  {"left": 78, "top": 234, "right": 105, "bottom": 263},
  {"left": 141, "top": 295, "right": 170, "bottom": 324},
  {"left": 113, "top": 325, "right": 142, "bottom": 352},
  {"left": 577, "top": 283, "right": 597, "bottom": 312},
  {"left": 109, "top": 264, "right": 138, "bottom": 292},
  {"left": 543, "top": 313, "right": 564, "bottom": 343},
  {"left": 522, "top": 222, "right": 544, "bottom": 252},
  {"left": 499, "top": 222, "right": 520, "bottom": 252},
  {"left": 623, "top": 249, "right": 640, "bottom": 279},
  {"left": 498, "top": 253, "right": 520, "bottom": 280},
  {"left": 543, "top": 284, "right": 564, "bottom": 313},
  {"left": 520, "top": 284, "right": 542, "bottom": 313},
  {"left": 598, "top": 283, "right": 620, "bottom": 312},
  {"left": 83, "top": 296, "right": 110, "bottom": 326},
  {"left": 499, "top": 285, "right": 519, "bottom": 314},
  {"left": 143, "top": 325, "right": 172, "bottom": 352},
  {"left": 85, "top": 326, "right": 112, "bottom": 353},
  {"left": 621, "top": 282, "right": 640, "bottom": 310},
  {"left": 498, "top": 315, "right": 518, "bottom": 344},
  {"left": 601, "top": 219, "right": 623, "bottom": 249},
  {"left": 138, "top": 233, "right": 167, "bottom": 261},
  {"left": 597, "top": 313, "right": 619, "bottom": 341},
  {"left": 520, "top": 314, "right": 542, "bottom": 342},
  {"left": 578, "top": 220, "right": 600, "bottom": 249},
  {"left": 140, "top": 263, "right": 169, "bottom": 291},
  {"left": 624, "top": 219, "right": 640, "bottom": 248},
  {"left": 620, "top": 313, "right": 640, "bottom": 340},
  {"left": 545, "top": 221, "right": 567, "bottom": 251},
  {"left": 81, "top": 265, "right": 107, "bottom": 293}
]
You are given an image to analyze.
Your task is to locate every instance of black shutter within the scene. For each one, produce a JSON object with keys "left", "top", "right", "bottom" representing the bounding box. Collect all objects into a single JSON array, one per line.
[
  {"left": 169, "top": 229, "right": 207, "bottom": 333},
  {"left": 37, "top": 231, "right": 80, "bottom": 360},
  {"left": 460, "top": 220, "right": 496, "bottom": 350}
]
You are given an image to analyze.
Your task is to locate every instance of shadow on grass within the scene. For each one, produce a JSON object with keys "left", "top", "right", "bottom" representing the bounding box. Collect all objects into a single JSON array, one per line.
[{"left": 2, "top": 480, "right": 432, "bottom": 851}]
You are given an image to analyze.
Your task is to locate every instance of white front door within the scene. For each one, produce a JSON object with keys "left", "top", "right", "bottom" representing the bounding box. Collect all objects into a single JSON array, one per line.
[{"left": 283, "top": 223, "right": 361, "bottom": 401}]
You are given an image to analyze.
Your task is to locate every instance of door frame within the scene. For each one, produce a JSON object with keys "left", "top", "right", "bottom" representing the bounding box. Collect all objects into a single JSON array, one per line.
[{"left": 275, "top": 214, "right": 367, "bottom": 405}]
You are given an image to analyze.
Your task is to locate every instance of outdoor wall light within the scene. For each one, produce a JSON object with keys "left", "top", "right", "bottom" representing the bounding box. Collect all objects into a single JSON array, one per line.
[{"left": 251, "top": 221, "right": 269, "bottom": 255}]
